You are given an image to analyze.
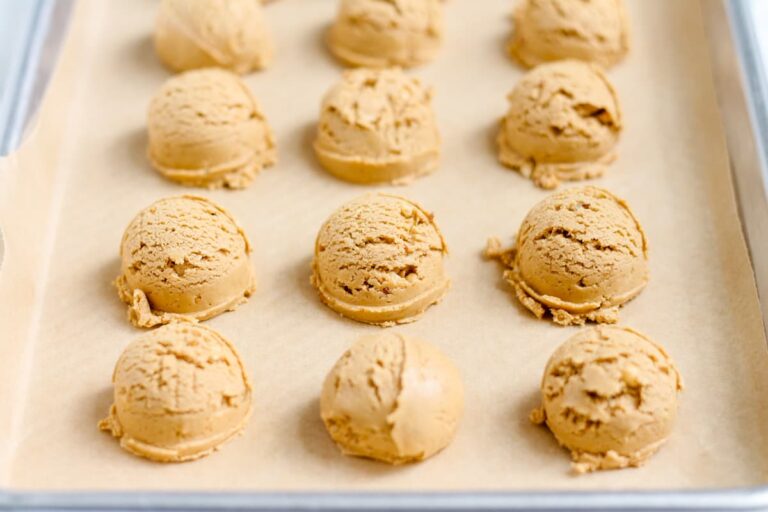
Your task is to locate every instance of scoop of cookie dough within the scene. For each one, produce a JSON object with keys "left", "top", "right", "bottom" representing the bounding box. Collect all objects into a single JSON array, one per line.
[
  {"left": 99, "top": 323, "right": 253, "bottom": 462},
  {"left": 530, "top": 325, "right": 682, "bottom": 474},
  {"left": 485, "top": 186, "right": 647, "bottom": 326},
  {"left": 115, "top": 195, "right": 256, "bottom": 328},
  {"left": 509, "top": 0, "right": 630, "bottom": 69},
  {"left": 328, "top": 0, "right": 443, "bottom": 68},
  {"left": 148, "top": 68, "right": 276, "bottom": 189},
  {"left": 497, "top": 60, "right": 622, "bottom": 189},
  {"left": 314, "top": 68, "right": 440, "bottom": 185},
  {"left": 154, "top": 0, "right": 273, "bottom": 74},
  {"left": 321, "top": 331, "right": 464, "bottom": 464},
  {"left": 311, "top": 193, "right": 449, "bottom": 326}
]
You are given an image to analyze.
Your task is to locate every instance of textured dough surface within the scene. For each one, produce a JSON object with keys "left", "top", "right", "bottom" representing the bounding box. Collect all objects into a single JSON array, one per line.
[
  {"left": 509, "top": 0, "right": 630, "bottom": 69},
  {"left": 328, "top": 0, "right": 443, "bottom": 68},
  {"left": 99, "top": 323, "right": 253, "bottom": 462},
  {"left": 148, "top": 68, "right": 276, "bottom": 189},
  {"left": 530, "top": 325, "right": 682, "bottom": 473},
  {"left": 321, "top": 331, "right": 464, "bottom": 464},
  {"left": 311, "top": 193, "right": 449, "bottom": 326},
  {"left": 154, "top": 0, "right": 273, "bottom": 74},
  {"left": 314, "top": 68, "right": 440, "bottom": 185},
  {"left": 115, "top": 195, "right": 256, "bottom": 328},
  {"left": 485, "top": 186, "right": 647, "bottom": 326},
  {"left": 497, "top": 60, "right": 622, "bottom": 189}
]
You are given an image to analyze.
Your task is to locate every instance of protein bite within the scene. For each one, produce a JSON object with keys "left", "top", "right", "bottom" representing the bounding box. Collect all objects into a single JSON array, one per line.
[
  {"left": 311, "top": 193, "right": 449, "bottom": 326},
  {"left": 115, "top": 195, "right": 256, "bottom": 328},
  {"left": 509, "top": 0, "right": 630, "bottom": 69},
  {"left": 148, "top": 68, "right": 276, "bottom": 189},
  {"left": 530, "top": 326, "right": 682, "bottom": 473},
  {"left": 485, "top": 186, "right": 648, "bottom": 326},
  {"left": 99, "top": 323, "right": 252, "bottom": 462},
  {"left": 154, "top": 0, "right": 273, "bottom": 74},
  {"left": 314, "top": 68, "right": 440, "bottom": 185},
  {"left": 328, "top": 0, "right": 443, "bottom": 68},
  {"left": 321, "top": 332, "right": 464, "bottom": 464},
  {"left": 498, "top": 60, "right": 622, "bottom": 189}
]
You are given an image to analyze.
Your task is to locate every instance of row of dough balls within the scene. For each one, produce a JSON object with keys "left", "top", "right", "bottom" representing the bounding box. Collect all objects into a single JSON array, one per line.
[
  {"left": 99, "top": 323, "right": 680, "bottom": 474},
  {"left": 154, "top": 0, "right": 630, "bottom": 73},
  {"left": 148, "top": 62, "right": 621, "bottom": 191}
]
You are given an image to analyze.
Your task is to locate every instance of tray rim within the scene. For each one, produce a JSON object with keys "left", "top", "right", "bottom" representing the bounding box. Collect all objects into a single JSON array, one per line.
[{"left": 2, "top": 0, "right": 768, "bottom": 510}]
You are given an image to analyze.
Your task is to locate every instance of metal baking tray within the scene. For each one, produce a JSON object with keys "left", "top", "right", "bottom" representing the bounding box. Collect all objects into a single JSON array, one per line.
[{"left": 2, "top": 0, "right": 768, "bottom": 509}]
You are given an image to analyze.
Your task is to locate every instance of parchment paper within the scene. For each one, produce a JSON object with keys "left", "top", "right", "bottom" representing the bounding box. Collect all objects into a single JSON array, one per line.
[{"left": 1, "top": 0, "right": 767, "bottom": 492}]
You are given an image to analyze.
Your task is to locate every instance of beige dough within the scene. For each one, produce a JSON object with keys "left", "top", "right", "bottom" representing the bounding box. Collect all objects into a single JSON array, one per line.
[
  {"left": 321, "top": 331, "right": 464, "bottom": 464},
  {"left": 485, "top": 186, "right": 648, "bottom": 326},
  {"left": 99, "top": 323, "right": 253, "bottom": 463},
  {"left": 115, "top": 195, "right": 255, "bottom": 328},
  {"left": 328, "top": 0, "right": 443, "bottom": 68},
  {"left": 311, "top": 193, "right": 449, "bottom": 326},
  {"left": 509, "top": 0, "right": 630, "bottom": 69},
  {"left": 530, "top": 326, "right": 683, "bottom": 474},
  {"left": 497, "top": 60, "right": 622, "bottom": 189},
  {"left": 147, "top": 68, "right": 276, "bottom": 190},
  {"left": 314, "top": 68, "right": 440, "bottom": 185},
  {"left": 154, "top": 0, "right": 273, "bottom": 74}
]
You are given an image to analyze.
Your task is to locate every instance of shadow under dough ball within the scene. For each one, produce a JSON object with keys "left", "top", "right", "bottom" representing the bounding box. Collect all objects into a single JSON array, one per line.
[
  {"left": 320, "top": 331, "right": 464, "bottom": 464},
  {"left": 311, "top": 193, "right": 450, "bottom": 326},
  {"left": 99, "top": 323, "right": 253, "bottom": 463},
  {"left": 485, "top": 186, "right": 648, "bottom": 326},
  {"left": 154, "top": 0, "right": 273, "bottom": 74},
  {"left": 115, "top": 195, "right": 256, "bottom": 328},
  {"left": 497, "top": 60, "right": 622, "bottom": 189},
  {"left": 327, "top": 0, "right": 444, "bottom": 68},
  {"left": 531, "top": 325, "right": 682, "bottom": 474}
]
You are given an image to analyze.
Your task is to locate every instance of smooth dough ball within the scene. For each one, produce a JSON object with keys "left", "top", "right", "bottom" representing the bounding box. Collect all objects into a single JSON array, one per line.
[
  {"left": 115, "top": 195, "right": 255, "bottom": 328},
  {"left": 147, "top": 68, "right": 276, "bottom": 189},
  {"left": 485, "top": 186, "right": 648, "bottom": 326},
  {"left": 314, "top": 68, "right": 440, "bottom": 185},
  {"left": 328, "top": 0, "right": 443, "bottom": 68},
  {"left": 497, "top": 60, "right": 622, "bottom": 189},
  {"left": 99, "top": 323, "right": 253, "bottom": 462},
  {"left": 311, "top": 193, "right": 449, "bottom": 326},
  {"left": 509, "top": 0, "right": 630, "bottom": 69},
  {"left": 154, "top": 0, "right": 273, "bottom": 74},
  {"left": 321, "top": 332, "right": 464, "bottom": 464},
  {"left": 531, "top": 325, "right": 682, "bottom": 473}
]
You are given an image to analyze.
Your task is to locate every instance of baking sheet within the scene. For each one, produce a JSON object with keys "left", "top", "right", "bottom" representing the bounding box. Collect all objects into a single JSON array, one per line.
[{"left": 1, "top": 0, "right": 767, "bottom": 492}]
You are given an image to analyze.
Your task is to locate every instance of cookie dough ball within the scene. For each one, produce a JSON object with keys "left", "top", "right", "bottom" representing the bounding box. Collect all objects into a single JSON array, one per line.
[
  {"left": 148, "top": 68, "right": 276, "bottom": 189},
  {"left": 115, "top": 195, "right": 256, "bottom": 328},
  {"left": 321, "top": 332, "right": 464, "bottom": 464},
  {"left": 99, "top": 323, "right": 253, "bottom": 462},
  {"left": 509, "top": 0, "right": 630, "bottom": 69},
  {"left": 531, "top": 326, "right": 682, "bottom": 473},
  {"left": 485, "top": 186, "right": 648, "bottom": 326},
  {"left": 311, "top": 193, "right": 449, "bottom": 326},
  {"left": 497, "top": 60, "right": 622, "bottom": 189},
  {"left": 328, "top": 0, "right": 443, "bottom": 68},
  {"left": 314, "top": 68, "right": 440, "bottom": 185},
  {"left": 154, "top": 0, "right": 273, "bottom": 74}
]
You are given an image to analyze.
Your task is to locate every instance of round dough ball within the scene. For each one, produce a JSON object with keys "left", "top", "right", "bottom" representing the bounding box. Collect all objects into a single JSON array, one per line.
[
  {"left": 115, "top": 195, "right": 255, "bottom": 328},
  {"left": 311, "top": 193, "right": 449, "bottom": 326},
  {"left": 154, "top": 0, "right": 273, "bottom": 74},
  {"left": 497, "top": 60, "right": 622, "bottom": 189},
  {"left": 328, "top": 0, "right": 443, "bottom": 68},
  {"left": 531, "top": 326, "right": 682, "bottom": 473},
  {"left": 99, "top": 323, "right": 253, "bottom": 462},
  {"left": 314, "top": 68, "right": 440, "bottom": 185},
  {"left": 509, "top": 0, "right": 630, "bottom": 69},
  {"left": 321, "top": 332, "right": 464, "bottom": 464},
  {"left": 485, "top": 186, "right": 647, "bottom": 326},
  {"left": 148, "top": 68, "right": 276, "bottom": 189}
]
